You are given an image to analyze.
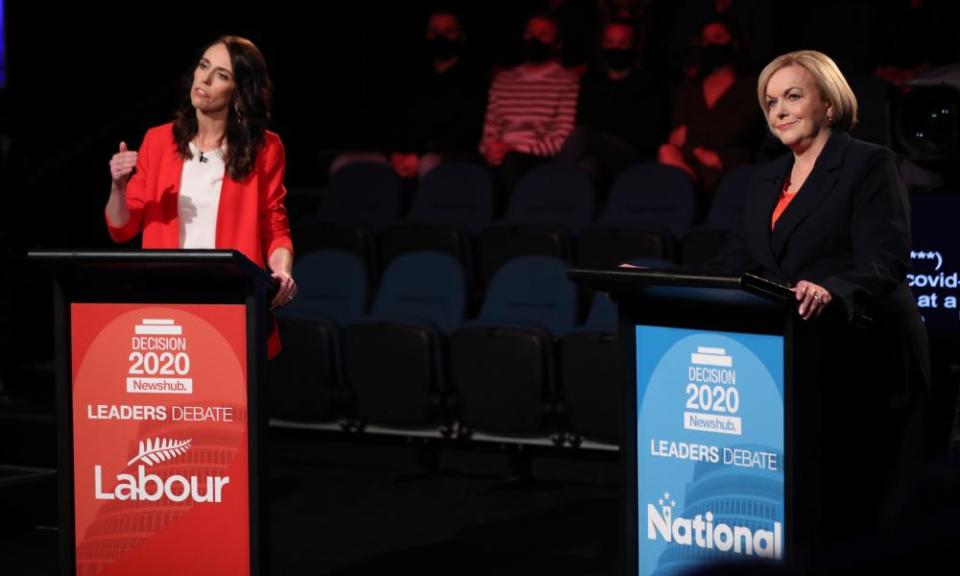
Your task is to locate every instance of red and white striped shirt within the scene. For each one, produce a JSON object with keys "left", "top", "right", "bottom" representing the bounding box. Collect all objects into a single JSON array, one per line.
[{"left": 479, "top": 62, "right": 580, "bottom": 157}]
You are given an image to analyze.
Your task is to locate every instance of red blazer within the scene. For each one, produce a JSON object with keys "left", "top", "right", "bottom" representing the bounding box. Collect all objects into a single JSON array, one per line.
[{"left": 105, "top": 123, "right": 294, "bottom": 357}]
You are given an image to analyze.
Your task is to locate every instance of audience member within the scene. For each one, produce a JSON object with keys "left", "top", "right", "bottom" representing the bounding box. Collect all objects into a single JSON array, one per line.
[
  {"left": 479, "top": 12, "right": 580, "bottom": 209},
  {"left": 559, "top": 20, "right": 669, "bottom": 194},
  {"left": 387, "top": 7, "right": 486, "bottom": 180},
  {"left": 658, "top": 19, "right": 763, "bottom": 205}
]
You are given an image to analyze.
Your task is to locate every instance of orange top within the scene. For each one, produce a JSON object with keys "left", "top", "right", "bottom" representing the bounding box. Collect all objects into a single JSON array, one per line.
[{"left": 771, "top": 177, "right": 796, "bottom": 229}]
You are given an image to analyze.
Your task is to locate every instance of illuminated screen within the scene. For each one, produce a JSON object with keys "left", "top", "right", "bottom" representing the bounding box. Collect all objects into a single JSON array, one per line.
[{"left": 909, "top": 190, "right": 960, "bottom": 336}]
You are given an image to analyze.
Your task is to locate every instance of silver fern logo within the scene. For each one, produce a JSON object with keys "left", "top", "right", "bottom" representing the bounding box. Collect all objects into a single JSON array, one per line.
[
  {"left": 126, "top": 438, "right": 192, "bottom": 467},
  {"left": 95, "top": 437, "right": 229, "bottom": 503}
]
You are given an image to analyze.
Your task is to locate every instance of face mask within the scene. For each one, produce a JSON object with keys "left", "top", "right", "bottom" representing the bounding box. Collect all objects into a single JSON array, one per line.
[
  {"left": 699, "top": 43, "right": 735, "bottom": 73},
  {"left": 428, "top": 37, "right": 461, "bottom": 61},
  {"left": 603, "top": 48, "right": 634, "bottom": 72},
  {"left": 524, "top": 39, "right": 556, "bottom": 64}
]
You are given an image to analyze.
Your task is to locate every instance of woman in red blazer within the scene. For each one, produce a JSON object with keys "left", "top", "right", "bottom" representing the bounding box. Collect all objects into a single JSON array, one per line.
[{"left": 104, "top": 36, "right": 295, "bottom": 358}]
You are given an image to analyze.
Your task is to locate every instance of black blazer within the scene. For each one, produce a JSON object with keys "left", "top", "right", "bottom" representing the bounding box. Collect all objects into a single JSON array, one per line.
[
  {"left": 731, "top": 131, "right": 912, "bottom": 320},
  {"left": 725, "top": 130, "right": 929, "bottom": 396}
]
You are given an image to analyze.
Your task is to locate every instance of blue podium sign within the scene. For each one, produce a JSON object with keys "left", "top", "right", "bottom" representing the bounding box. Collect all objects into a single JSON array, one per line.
[{"left": 635, "top": 325, "right": 784, "bottom": 575}]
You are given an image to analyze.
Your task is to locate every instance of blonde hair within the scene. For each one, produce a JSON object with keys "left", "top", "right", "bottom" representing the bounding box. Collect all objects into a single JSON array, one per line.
[{"left": 757, "top": 50, "right": 858, "bottom": 131}]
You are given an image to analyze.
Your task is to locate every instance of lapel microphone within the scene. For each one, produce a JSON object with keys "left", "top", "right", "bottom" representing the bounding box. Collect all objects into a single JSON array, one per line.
[{"left": 198, "top": 151, "right": 208, "bottom": 163}]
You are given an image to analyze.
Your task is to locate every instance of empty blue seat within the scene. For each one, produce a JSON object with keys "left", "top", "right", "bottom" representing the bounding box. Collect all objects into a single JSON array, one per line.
[
  {"left": 294, "top": 162, "right": 402, "bottom": 273},
  {"left": 477, "top": 163, "right": 595, "bottom": 286},
  {"left": 271, "top": 250, "right": 368, "bottom": 422},
  {"left": 407, "top": 162, "right": 496, "bottom": 231},
  {"left": 451, "top": 255, "right": 578, "bottom": 437},
  {"left": 278, "top": 250, "right": 368, "bottom": 325},
  {"left": 598, "top": 163, "right": 696, "bottom": 235},
  {"left": 378, "top": 162, "right": 495, "bottom": 282},
  {"left": 559, "top": 294, "right": 621, "bottom": 445},
  {"left": 343, "top": 251, "right": 467, "bottom": 428},
  {"left": 681, "top": 164, "right": 754, "bottom": 266},
  {"left": 578, "top": 164, "right": 696, "bottom": 267},
  {"left": 317, "top": 161, "right": 402, "bottom": 229}
]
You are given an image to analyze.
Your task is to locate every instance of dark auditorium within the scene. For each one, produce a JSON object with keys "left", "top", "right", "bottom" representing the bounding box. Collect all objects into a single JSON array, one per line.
[{"left": 2, "top": 1, "right": 960, "bottom": 574}]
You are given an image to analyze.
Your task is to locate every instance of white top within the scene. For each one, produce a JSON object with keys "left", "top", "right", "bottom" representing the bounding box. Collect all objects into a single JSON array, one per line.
[{"left": 178, "top": 142, "right": 226, "bottom": 248}]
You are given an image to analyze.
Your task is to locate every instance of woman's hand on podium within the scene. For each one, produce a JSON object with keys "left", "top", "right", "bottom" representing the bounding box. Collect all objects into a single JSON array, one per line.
[
  {"left": 268, "top": 248, "right": 297, "bottom": 310},
  {"left": 793, "top": 280, "right": 832, "bottom": 320},
  {"left": 269, "top": 270, "right": 297, "bottom": 310}
]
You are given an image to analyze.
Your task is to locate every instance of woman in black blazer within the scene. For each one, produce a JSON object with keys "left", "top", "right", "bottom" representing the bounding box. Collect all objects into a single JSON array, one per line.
[{"left": 727, "top": 50, "right": 930, "bottom": 560}]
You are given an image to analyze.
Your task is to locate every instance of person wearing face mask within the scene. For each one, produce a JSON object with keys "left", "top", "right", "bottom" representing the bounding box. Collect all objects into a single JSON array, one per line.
[
  {"left": 658, "top": 19, "right": 763, "bottom": 209},
  {"left": 479, "top": 12, "right": 580, "bottom": 209},
  {"left": 105, "top": 36, "right": 295, "bottom": 359},
  {"left": 558, "top": 20, "right": 669, "bottom": 196},
  {"left": 387, "top": 7, "right": 486, "bottom": 180},
  {"left": 698, "top": 39, "right": 736, "bottom": 76}
]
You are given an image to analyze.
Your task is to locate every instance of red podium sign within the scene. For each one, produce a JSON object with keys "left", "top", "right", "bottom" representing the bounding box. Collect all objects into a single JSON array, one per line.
[{"left": 70, "top": 303, "right": 250, "bottom": 575}]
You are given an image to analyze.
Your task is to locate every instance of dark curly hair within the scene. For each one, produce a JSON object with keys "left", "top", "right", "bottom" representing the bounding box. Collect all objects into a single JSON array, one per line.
[{"left": 173, "top": 36, "right": 272, "bottom": 180}]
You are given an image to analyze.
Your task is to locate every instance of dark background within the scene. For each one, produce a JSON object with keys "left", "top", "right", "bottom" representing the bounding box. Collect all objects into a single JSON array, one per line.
[
  {"left": 0, "top": 1, "right": 958, "bottom": 572},
  {"left": 1, "top": 0, "right": 958, "bottom": 468}
]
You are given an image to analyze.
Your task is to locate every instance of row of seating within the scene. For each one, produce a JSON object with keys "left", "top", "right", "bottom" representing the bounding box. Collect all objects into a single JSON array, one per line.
[
  {"left": 270, "top": 251, "right": 621, "bottom": 446},
  {"left": 294, "top": 161, "right": 753, "bottom": 286}
]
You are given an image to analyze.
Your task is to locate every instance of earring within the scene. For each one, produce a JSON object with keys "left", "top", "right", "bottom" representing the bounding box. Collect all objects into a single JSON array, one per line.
[{"left": 233, "top": 101, "right": 244, "bottom": 122}]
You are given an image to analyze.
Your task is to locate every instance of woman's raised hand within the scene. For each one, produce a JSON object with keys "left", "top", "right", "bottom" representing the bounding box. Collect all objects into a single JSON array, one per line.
[{"left": 109, "top": 141, "right": 138, "bottom": 191}]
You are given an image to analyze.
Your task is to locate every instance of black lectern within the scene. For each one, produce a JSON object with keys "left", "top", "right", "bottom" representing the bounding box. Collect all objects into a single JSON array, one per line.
[
  {"left": 30, "top": 249, "right": 275, "bottom": 576},
  {"left": 568, "top": 268, "right": 799, "bottom": 576}
]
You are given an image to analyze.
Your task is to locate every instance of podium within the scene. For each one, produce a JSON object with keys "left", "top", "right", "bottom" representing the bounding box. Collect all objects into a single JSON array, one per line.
[
  {"left": 568, "top": 268, "right": 800, "bottom": 575},
  {"left": 29, "top": 250, "right": 275, "bottom": 576}
]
